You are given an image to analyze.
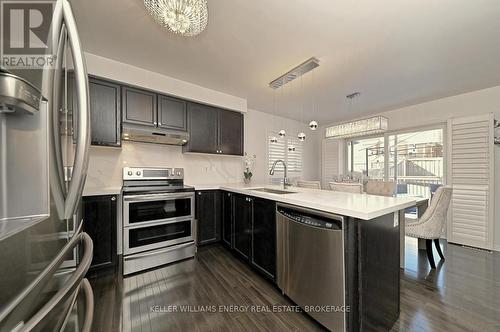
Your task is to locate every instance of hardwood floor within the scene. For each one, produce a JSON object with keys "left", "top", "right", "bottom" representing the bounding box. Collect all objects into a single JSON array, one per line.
[
  {"left": 392, "top": 238, "right": 500, "bottom": 332},
  {"left": 90, "top": 239, "right": 500, "bottom": 331}
]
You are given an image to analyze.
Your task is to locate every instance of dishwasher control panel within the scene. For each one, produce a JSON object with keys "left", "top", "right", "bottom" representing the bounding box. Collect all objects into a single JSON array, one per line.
[{"left": 277, "top": 207, "right": 342, "bottom": 230}]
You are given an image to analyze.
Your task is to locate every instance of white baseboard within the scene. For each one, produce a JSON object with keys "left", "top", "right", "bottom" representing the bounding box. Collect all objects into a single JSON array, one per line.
[{"left": 494, "top": 245, "right": 500, "bottom": 252}]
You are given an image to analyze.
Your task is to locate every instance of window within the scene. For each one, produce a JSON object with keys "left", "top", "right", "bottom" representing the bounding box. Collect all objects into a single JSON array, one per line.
[
  {"left": 346, "top": 126, "right": 445, "bottom": 199},
  {"left": 347, "top": 136, "right": 385, "bottom": 179},
  {"left": 388, "top": 128, "right": 444, "bottom": 198},
  {"left": 268, "top": 134, "right": 303, "bottom": 173}
]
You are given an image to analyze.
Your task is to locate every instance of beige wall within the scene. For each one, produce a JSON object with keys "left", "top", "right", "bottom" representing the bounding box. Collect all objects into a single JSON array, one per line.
[
  {"left": 320, "top": 85, "right": 500, "bottom": 250},
  {"left": 84, "top": 52, "right": 247, "bottom": 113}
]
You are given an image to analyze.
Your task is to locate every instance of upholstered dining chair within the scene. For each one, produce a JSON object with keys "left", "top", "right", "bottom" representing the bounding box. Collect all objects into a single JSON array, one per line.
[
  {"left": 329, "top": 182, "right": 363, "bottom": 194},
  {"left": 405, "top": 186, "right": 453, "bottom": 269},
  {"left": 297, "top": 180, "right": 321, "bottom": 189},
  {"left": 365, "top": 180, "right": 397, "bottom": 197}
]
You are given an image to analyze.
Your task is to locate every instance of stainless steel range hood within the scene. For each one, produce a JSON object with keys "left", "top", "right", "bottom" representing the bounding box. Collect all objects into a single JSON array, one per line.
[{"left": 122, "top": 124, "right": 189, "bottom": 146}]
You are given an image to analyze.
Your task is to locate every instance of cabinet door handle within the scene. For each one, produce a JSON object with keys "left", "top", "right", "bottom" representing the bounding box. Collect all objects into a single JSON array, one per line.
[{"left": 111, "top": 196, "right": 116, "bottom": 201}]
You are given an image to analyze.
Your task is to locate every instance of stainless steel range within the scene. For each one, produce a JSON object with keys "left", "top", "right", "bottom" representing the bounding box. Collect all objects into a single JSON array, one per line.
[{"left": 122, "top": 167, "right": 196, "bottom": 275}]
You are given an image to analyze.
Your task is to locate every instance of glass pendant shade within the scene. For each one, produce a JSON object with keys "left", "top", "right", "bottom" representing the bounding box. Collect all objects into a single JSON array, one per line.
[
  {"left": 144, "top": 0, "right": 208, "bottom": 36},
  {"left": 278, "top": 130, "right": 286, "bottom": 138},
  {"left": 309, "top": 120, "right": 318, "bottom": 130},
  {"left": 298, "top": 132, "right": 306, "bottom": 141}
]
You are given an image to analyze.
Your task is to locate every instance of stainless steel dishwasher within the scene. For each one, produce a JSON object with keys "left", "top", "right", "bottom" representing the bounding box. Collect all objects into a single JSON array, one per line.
[{"left": 277, "top": 203, "right": 345, "bottom": 332}]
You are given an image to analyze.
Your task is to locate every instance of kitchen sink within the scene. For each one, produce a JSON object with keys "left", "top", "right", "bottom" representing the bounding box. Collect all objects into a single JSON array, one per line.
[{"left": 250, "top": 188, "right": 297, "bottom": 195}]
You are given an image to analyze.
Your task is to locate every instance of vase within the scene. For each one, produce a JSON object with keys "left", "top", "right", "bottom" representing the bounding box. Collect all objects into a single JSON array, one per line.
[{"left": 244, "top": 178, "right": 251, "bottom": 184}]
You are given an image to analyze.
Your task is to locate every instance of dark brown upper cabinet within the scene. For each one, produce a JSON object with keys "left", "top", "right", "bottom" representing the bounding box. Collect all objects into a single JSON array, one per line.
[
  {"left": 88, "top": 78, "right": 121, "bottom": 147},
  {"left": 218, "top": 109, "right": 244, "bottom": 156},
  {"left": 183, "top": 102, "right": 244, "bottom": 156},
  {"left": 184, "top": 103, "right": 219, "bottom": 154},
  {"left": 69, "top": 75, "right": 121, "bottom": 147},
  {"left": 122, "top": 86, "right": 157, "bottom": 126},
  {"left": 158, "top": 94, "right": 187, "bottom": 131}
]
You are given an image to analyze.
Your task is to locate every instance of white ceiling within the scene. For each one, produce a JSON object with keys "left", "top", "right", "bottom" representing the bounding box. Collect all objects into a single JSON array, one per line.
[{"left": 73, "top": 0, "right": 500, "bottom": 124}]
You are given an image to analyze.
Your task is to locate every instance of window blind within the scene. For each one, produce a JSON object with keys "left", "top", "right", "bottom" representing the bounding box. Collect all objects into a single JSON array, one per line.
[
  {"left": 268, "top": 135, "right": 286, "bottom": 171},
  {"left": 447, "top": 113, "right": 494, "bottom": 250},
  {"left": 287, "top": 138, "right": 303, "bottom": 173},
  {"left": 267, "top": 134, "right": 303, "bottom": 173},
  {"left": 322, "top": 138, "right": 341, "bottom": 189}
]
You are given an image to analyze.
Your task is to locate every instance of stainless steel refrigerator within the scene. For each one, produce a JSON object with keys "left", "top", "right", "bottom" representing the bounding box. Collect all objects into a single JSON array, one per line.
[{"left": 0, "top": 0, "right": 93, "bottom": 331}]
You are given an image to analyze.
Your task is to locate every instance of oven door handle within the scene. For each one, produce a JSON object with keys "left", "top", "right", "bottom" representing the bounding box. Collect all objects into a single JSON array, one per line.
[
  {"left": 123, "top": 193, "right": 194, "bottom": 202},
  {"left": 124, "top": 217, "right": 194, "bottom": 229},
  {"left": 126, "top": 242, "right": 195, "bottom": 259}
]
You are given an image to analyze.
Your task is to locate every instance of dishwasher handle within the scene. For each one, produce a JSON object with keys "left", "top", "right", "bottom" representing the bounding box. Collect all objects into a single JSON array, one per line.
[{"left": 277, "top": 206, "right": 343, "bottom": 230}]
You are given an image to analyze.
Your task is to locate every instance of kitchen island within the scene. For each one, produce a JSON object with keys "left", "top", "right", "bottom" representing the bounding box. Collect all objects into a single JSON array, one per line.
[{"left": 192, "top": 184, "right": 415, "bottom": 332}]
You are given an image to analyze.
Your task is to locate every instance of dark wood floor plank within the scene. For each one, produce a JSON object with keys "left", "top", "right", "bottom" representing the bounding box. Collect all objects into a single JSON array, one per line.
[{"left": 91, "top": 238, "right": 500, "bottom": 332}]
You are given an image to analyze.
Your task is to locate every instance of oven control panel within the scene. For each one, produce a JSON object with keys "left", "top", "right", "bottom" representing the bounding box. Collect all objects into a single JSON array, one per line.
[{"left": 123, "top": 167, "right": 184, "bottom": 180}]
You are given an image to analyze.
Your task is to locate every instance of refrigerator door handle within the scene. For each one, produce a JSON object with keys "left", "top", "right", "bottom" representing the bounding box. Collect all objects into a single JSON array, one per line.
[
  {"left": 57, "top": 278, "right": 94, "bottom": 332},
  {"left": 79, "top": 278, "right": 94, "bottom": 332},
  {"left": 0, "top": 232, "right": 93, "bottom": 329},
  {"left": 43, "top": 0, "right": 65, "bottom": 220},
  {"left": 52, "top": 25, "right": 67, "bottom": 196},
  {"left": 16, "top": 233, "right": 94, "bottom": 332},
  {"left": 61, "top": 0, "right": 91, "bottom": 221},
  {"left": 50, "top": 24, "right": 68, "bottom": 220}
]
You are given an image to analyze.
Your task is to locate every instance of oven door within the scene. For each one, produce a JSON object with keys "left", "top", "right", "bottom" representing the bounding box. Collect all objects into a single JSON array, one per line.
[
  {"left": 123, "top": 218, "right": 195, "bottom": 255},
  {"left": 123, "top": 192, "right": 194, "bottom": 227}
]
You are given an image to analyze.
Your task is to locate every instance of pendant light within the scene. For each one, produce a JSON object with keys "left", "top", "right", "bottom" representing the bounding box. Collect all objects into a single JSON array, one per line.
[
  {"left": 269, "top": 89, "right": 278, "bottom": 144},
  {"left": 278, "top": 83, "right": 286, "bottom": 138},
  {"left": 268, "top": 57, "right": 321, "bottom": 140},
  {"left": 309, "top": 67, "right": 319, "bottom": 130},
  {"left": 297, "top": 76, "right": 306, "bottom": 142}
]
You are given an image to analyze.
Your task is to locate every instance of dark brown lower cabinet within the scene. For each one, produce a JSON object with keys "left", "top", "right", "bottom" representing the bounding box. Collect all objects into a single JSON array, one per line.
[
  {"left": 82, "top": 195, "right": 118, "bottom": 276},
  {"left": 221, "top": 191, "right": 233, "bottom": 247},
  {"left": 250, "top": 197, "right": 276, "bottom": 280},
  {"left": 197, "top": 191, "right": 276, "bottom": 281},
  {"left": 233, "top": 194, "right": 252, "bottom": 260},
  {"left": 195, "top": 190, "right": 221, "bottom": 245}
]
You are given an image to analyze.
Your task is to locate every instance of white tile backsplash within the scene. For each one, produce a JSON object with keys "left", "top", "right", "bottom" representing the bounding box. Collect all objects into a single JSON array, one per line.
[{"left": 85, "top": 141, "right": 245, "bottom": 189}]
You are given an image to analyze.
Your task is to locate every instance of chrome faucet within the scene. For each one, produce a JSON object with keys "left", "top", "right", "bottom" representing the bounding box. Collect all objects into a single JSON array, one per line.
[{"left": 269, "top": 159, "right": 290, "bottom": 189}]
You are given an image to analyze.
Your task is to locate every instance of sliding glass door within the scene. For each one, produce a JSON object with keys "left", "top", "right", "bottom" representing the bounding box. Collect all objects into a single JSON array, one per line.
[
  {"left": 347, "top": 126, "right": 445, "bottom": 198},
  {"left": 347, "top": 136, "right": 385, "bottom": 179},
  {"left": 388, "top": 128, "right": 444, "bottom": 198}
]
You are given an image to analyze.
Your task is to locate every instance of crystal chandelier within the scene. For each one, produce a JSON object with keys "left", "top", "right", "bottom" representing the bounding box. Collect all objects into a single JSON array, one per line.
[
  {"left": 325, "top": 116, "right": 388, "bottom": 138},
  {"left": 144, "top": 0, "right": 208, "bottom": 36}
]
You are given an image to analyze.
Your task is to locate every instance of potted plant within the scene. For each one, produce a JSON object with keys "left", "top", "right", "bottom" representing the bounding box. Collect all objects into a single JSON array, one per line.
[{"left": 243, "top": 153, "right": 256, "bottom": 184}]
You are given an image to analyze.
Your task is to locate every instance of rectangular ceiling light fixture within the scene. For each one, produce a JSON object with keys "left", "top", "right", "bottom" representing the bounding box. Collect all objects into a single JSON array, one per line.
[
  {"left": 269, "top": 57, "right": 319, "bottom": 89},
  {"left": 325, "top": 116, "right": 389, "bottom": 138}
]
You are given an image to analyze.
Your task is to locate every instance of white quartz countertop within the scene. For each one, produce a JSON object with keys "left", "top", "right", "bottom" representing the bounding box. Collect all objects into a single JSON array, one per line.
[
  {"left": 191, "top": 183, "right": 416, "bottom": 220},
  {"left": 83, "top": 186, "right": 122, "bottom": 197}
]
